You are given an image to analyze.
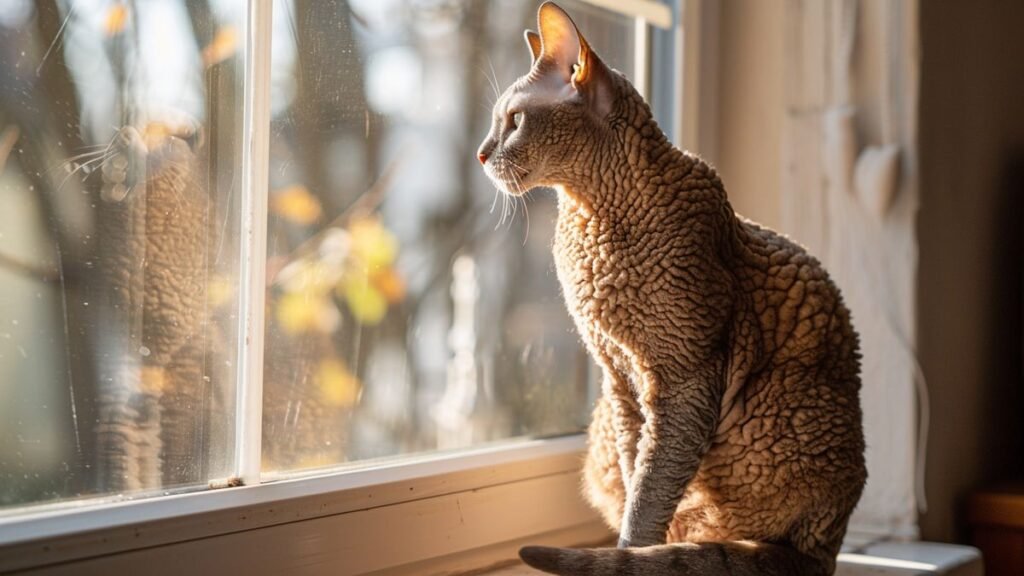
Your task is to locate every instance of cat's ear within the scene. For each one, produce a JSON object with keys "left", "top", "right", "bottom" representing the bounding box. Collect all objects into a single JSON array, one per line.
[
  {"left": 524, "top": 30, "right": 542, "bottom": 64},
  {"left": 536, "top": 2, "right": 580, "bottom": 81},
  {"left": 536, "top": 2, "right": 614, "bottom": 117}
]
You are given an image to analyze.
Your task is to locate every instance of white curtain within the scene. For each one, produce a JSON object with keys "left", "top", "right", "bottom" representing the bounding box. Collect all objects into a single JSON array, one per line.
[{"left": 779, "top": 0, "right": 922, "bottom": 539}]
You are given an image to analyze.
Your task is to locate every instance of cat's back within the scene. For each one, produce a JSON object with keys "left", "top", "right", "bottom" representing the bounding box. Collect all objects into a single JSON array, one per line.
[
  {"left": 730, "top": 216, "right": 860, "bottom": 377},
  {"left": 682, "top": 214, "right": 866, "bottom": 556},
  {"left": 713, "top": 213, "right": 866, "bottom": 493}
]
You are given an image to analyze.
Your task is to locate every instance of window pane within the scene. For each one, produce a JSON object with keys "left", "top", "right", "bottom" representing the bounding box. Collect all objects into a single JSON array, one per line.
[
  {"left": 262, "top": 0, "right": 635, "bottom": 473},
  {"left": 0, "top": 0, "right": 245, "bottom": 511}
]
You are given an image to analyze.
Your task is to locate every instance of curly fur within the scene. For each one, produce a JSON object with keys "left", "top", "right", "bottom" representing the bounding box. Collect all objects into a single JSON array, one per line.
[
  {"left": 95, "top": 125, "right": 213, "bottom": 491},
  {"left": 478, "top": 4, "right": 866, "bottom": 575}
]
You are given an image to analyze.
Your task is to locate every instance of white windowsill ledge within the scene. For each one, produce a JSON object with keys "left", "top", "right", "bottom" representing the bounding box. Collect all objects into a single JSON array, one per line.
[{"left": 837, "top": 542, "right": 983, "bottom": 576}]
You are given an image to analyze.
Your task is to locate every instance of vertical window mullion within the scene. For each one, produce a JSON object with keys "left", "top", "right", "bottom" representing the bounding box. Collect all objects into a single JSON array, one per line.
[
  {"left": 235, "top": 0, "right": 274, "bottom": 486},
  {"left": 677, "top": 0, "right": 695, "bottom": 151},
  {"left": 634, "top": 17, "right": 651, "bottom": 100}
]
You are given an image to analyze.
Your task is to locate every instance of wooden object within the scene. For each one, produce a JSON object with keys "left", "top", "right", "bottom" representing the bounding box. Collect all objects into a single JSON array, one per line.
[{"left": 969, "top": 484, "right": 1024, "bottom": 576}]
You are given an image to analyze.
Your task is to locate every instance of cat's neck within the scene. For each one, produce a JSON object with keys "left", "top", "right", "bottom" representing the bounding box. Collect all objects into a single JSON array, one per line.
[
  {"left": 556, "top": 99, "right": 713, "bottom": 219},
  {"left": 554, "top": 90, "right": 740, "bottom": 259}
]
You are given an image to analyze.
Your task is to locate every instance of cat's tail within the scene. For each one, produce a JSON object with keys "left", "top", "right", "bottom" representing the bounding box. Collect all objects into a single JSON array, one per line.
[{"left": 519, "top": 541, "right": 828, "bottom": 576}]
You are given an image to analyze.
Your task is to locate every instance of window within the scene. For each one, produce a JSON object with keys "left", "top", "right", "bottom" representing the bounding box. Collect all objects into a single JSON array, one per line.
[
  {"left": 260, "top": 0, "right": 639, "bottom": 476},
  {"left": 0, "top": 1, "right": 677, "bottom": 571},
  {"left": 0, "top": 0, "right": 248, "bottom": 508}
]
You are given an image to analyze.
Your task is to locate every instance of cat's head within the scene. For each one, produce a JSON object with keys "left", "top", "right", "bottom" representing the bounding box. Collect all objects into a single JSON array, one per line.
[
  {"left": 477, "top": 2, "right": 636, "bottom": 196},
  {"left": 99, "top": 118, "right": 204, "bottom": 203}
]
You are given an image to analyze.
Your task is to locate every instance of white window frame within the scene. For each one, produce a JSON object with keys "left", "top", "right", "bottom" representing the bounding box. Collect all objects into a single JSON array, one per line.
[{"left": 0, "top": 1, "right": 681, "bottom": 574}]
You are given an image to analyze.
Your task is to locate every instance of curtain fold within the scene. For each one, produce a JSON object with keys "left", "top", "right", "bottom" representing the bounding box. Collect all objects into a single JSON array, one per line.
[{"left": 779, "top": 0, "right": 922, "bottom": 538}]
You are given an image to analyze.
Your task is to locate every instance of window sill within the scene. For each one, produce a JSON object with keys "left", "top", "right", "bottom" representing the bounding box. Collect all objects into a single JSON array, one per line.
[
  {"left": 0, "top": 436, "right": 612, "bottom": 575},
  {"left": 6, "top": 431, "right": 981, "bottom": 576},
  {"left": 836, "top": 542, "right": 983, "bottom": 576}
]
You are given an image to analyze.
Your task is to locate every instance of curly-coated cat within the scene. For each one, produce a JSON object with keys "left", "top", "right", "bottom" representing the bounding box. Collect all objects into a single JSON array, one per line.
[{"left": 477, "top": 3, "right": 866, "bottom": 575}]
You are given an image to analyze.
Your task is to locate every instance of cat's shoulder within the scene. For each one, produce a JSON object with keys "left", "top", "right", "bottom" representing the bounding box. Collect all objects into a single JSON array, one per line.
[{"left": 733, "top": 216, "right": 831, "bottom": 283}]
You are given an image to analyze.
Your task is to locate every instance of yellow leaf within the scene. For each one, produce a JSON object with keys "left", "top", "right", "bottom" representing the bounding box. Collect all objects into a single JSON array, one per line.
[
  {"left": 202, "top": 26, "right": 239, "bottom": 68},
  {"left": 275, "top": 292, "right": 338, "bottom": 334},
  {"left": 276, "top": 292, "right": 316, "bottom": 334},
  {"left": 207, "top": 275, "right": 235, "bottom": 308},
  {"left": 349, "top": 217, "right": 398, "bottom": 269},
  {"left": 105, "top": 4, "right": 128, "bottom": 36},
  {"left": 317, "top": 358, "right": 361, "bottom": 408},
  {"left": 279, "top": 258, "right": 343, "bottom": 295},
  {"left": 372, "top": 268, "right": 405, "bottom": 303},
  {"left": 271, "top": 184, "right": 322, "bottom": 225},
  {"left": 341, "top": 277, "right": 387, "bottom": 325}
]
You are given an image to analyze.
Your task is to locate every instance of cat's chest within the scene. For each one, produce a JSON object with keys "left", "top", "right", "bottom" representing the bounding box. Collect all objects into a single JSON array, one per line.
[{"left": 552, "top": 208, "right": 641, "bottom": 328}]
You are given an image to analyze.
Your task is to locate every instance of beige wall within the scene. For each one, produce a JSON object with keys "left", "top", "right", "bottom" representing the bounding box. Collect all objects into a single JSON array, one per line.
[
  {"left": 713, "top": 0, "right": 784, "bottom": 230},
  {"left": 714, "top": 0, "right": 1024, "bottom": 543},
  {"left": 917, "top": 0, "right": 1024, "bottom": 542}
]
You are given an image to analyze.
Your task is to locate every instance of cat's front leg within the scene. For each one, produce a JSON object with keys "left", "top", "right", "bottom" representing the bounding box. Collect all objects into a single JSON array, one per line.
[
  {"left": 617, "top": 363, "right": 720, "bottom": 548},
  {"left": 596, "top": 358, "right": 643, "bottom": 495}
]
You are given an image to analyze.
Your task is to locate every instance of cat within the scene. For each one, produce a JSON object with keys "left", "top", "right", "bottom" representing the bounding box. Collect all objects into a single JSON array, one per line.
[
  {"left": 94, "top": 121, "right": 216, "bottom": 490},
  {"left": 477, "top": 3, "right": 866, "bottom": 575}
]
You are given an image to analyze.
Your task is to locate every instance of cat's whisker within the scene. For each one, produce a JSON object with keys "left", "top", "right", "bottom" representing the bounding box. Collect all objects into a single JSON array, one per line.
[
  {"left": 56, "top": 130, "right": 125, "bottom": 176},
  {"left": 508, "top": 169, "right": 530, "bottom": 245},
  {"left": 489, "top": 187, "right": 500, "bottom": 215},
  {"left": 506, "top": 163, "right": 523, "bottom": 193},
  {"left": 74, "top": 141, "right": 111, "bottom": 151},
  {"left": 504, "top": 157, "right": 530, "bottom": 180},
  {"left": 494, "top": 163, "right": 508, "bottom": 230},
  {"left": 520, "top": 196, "right": 530, "bottom": 246},
  {"left": 507, "top": 184, "right": 517, "bottom": 227},
  {"left": 501, "top": 177, "right": 511, "bottom": 227},
  {"left": 484, "top": 55, "right": 501, "bottom": 102},
  {"left": 83, "top": 135, "right": 122, "bottom": 152},
  {"left": 505, "top": 163, "right": 517, "bottom": 220},
  {"left": 53, "top": 147, "right": 110, "bottom": 175},
  {"left": 502, "top": 181, "right": 513, "bottom": 228},
  {"left": 503, "top": 162, "right": 519, "bottom": 229},
  {"left": 477, "top": 63, "right": 500, "bottom": 105},
  {"left": 56, "top": 150, "right": 115, "bottom": 191},
  {"left": 504, "top": 156, "right": 525, "bottom": 169},
  {"left": 63, "top": 144, "right": 110, "bottom": 160},
  {"left": 502, "top": 157, "right": 532, "bottom": 241}
]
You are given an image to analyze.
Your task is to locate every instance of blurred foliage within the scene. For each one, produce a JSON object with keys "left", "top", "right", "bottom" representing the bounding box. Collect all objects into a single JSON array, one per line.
[
  {"left": 104, "top": 3, "right": 127, "bottom": 36},
  {"left": 202, "top": 26, "right": 238, "bottom": 67},
  {"left": 271, "top": 184, "right": 323, "bottom": 225},
  {"left": 273, "top": 214, "right": 405, "bottom": 331}
]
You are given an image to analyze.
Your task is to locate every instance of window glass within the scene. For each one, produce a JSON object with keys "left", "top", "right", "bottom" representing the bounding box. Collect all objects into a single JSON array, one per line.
[
  {"left": 262, "top": 0, "right": 636, "bottom": 474},
  {"left": 0, "top": 0, "right": 245, "bottom": 511}
]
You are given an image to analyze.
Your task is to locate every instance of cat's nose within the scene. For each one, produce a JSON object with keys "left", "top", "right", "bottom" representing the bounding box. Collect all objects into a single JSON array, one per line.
[{"left": 477, "top": 138, "right": 496, "bottom": 166}]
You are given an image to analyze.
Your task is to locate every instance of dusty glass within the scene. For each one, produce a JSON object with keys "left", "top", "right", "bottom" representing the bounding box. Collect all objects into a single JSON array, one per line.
[
  {"left": 261, "top": 0, "right": 636, "bottom": 474},
  {"left": 0, "top": 0, "right": 245, "bottom": 511}
]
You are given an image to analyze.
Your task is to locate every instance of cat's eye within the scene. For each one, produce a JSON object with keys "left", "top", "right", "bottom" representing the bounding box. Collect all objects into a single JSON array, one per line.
[
  {"left": 182, "top": 127, "right": 204, "bottom": 151},
  {"left": 510, "top": 111, "right": 525, "bottom": 130}
]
